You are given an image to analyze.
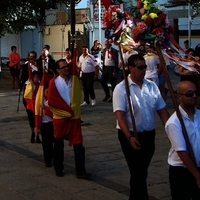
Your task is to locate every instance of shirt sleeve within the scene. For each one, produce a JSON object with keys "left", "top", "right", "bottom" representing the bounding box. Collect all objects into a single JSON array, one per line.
[
  {"left": 165, "top": 120, "right": 187, "bottom": 151},
  {"left": 113, "top": 83, "right": 126, "bottom": 113}
]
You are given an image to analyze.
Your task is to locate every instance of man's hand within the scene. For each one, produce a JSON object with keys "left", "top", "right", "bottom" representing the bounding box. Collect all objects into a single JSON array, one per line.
[
  {"left": 129, "top": 137, "right": 141, "bottom": 150},
  {"left": 113, "top": 72, "right": 117, "bottom": 77},
  {"left": 196, "top": 173, "right": 200, "bottom": 188}
]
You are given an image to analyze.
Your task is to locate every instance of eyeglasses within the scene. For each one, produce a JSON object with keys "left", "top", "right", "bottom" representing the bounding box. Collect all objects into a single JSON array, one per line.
[
  {"left": 135, "top": 65, "right": 147, "bottom": 70},
  {"left": 58, "top": 65, "right": 69, "bottom": 70},
  {"left": 179, "top": 90, "right": 198, "bottom": 97}
]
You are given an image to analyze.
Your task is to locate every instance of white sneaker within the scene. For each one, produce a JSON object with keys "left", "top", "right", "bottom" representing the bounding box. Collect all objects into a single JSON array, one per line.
[
  {"left": 91, "top": 99, "right": 96, "bottom": 106},
  {"left": 81, "top": 101, "right": 89, "bottom": 106}
]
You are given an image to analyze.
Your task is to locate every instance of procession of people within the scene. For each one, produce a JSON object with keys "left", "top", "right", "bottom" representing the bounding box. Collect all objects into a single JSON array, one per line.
[{"left": 5, "top": 37, "right": 200, "bottom": 200}]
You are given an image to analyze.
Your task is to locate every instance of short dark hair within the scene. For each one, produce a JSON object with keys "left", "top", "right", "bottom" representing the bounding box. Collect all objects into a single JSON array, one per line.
[
  {"left": 44, "top": 45, "right": 50, "bottom": 50},
  {"left": 186, "top": 48, "right": 194, "bottom": 55},
  {"left": 82, "top": 45, "right": 88, "bottom": 49},
  {"left": 55, "top": 59, "right": 67, "bottom": 69},
  {"left": 128, "top": 54, "right": 145, "bottom": 67},
  {"left": 32, "top": 70, "right": 40, "bottom": 77},
  {"left": 11, "top": 46, "right": 17, "bottom": 51},
  {"left": 65, "top": 48, "right": 71, "bottom": 51},
  {"left": 184, "top": 40, "right": 189, "bottom": 44},
  {"left": 29, "top": 51, "right": 37, "bottom": 59}
]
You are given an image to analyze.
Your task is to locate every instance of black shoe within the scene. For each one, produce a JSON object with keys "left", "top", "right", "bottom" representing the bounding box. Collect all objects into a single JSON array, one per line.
[
  {"left": 108, "top": 97, "right": 112, "bottom": 103},
  {"left": 103, "top": 96, "right": 111, "bottom": 102},
  {"left": 55, "top": 171, "right": 64, "bottom": 177},
  {"left": 36, "top": 136, "right": 42, "bottom": 143},
  {"left": 76, "top": 172, "right": 91, "bottom": 179},
  {"left": 30, "top": 133, "right": 35, "bottom": 143}
]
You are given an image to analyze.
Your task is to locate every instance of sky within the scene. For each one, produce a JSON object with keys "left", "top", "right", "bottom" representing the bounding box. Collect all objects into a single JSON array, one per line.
[{"left": 76, "top": 0, "right": 88, "bottom": 8}]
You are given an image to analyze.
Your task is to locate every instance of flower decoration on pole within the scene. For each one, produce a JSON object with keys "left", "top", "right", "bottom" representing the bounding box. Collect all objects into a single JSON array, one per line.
[
  {"left": 132, "top": 0, "right": 175, "bottom": 46},
  {"left": 102, "top": 6, "right": 133, "bottom": 44}
]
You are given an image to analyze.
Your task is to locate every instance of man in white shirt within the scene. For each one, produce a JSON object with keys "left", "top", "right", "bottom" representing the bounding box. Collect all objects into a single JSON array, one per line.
[
  {"left": 101, "top": 40, "right": 119, "bottom": 102},
  {"left": 144, "top": 45, "right": 160, "bottom": 86},
  {"left": 165, "top": 81, "right": 200, "bottom": 200},
  {"left": 113, "top": 54, "right": 169, "bottom": 200},
  {"left": 78, "top": 46, "right": 98, "bottom": 106}
]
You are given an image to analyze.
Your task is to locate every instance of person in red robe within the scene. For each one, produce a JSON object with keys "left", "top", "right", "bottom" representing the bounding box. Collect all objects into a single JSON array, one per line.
[{"left": 48, "top": 58, "right": 90, "bottom": 178}]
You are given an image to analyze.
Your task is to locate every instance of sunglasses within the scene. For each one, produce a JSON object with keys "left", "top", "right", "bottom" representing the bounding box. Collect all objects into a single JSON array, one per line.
[
  {"left": 179, "top": 90, "right": 198, "bottom": 97},
  {"left": 135, "top": 65, "right": 147, "bottom": 70},
  {"left": 58, "top": 65, "right": 69, "bottom": 70}
]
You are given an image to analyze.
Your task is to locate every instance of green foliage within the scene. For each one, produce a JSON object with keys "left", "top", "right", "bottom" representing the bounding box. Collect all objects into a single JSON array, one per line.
[
  {"left": 188, "top": 0, "right": 200, "bottom": 18},
  {"left": 0, "top": 0, "right": 82, "bottom": 36}
]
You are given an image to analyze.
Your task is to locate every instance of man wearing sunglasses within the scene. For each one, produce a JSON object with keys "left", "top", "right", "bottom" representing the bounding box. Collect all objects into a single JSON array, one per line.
[
  {"left": 48, "top": 59, "right": 90, "bottom": 179},
  {"left": 113, "top": 54, "right": 169, "bottom": 200},
  {"left": 165, "top": 81, "right": 200, "bottom": 200}
]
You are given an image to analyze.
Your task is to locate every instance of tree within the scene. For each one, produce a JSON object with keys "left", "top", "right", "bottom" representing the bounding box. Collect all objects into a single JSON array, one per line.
[
  {"left": 0, "top": 0, "right": 82, "bottom": 36},
  {"left": 188, "top": 0, "right": 200, "bottom": 18}
]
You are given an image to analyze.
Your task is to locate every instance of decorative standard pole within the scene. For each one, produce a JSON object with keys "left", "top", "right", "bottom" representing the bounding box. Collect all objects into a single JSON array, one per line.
[{"left": 70, "top": 0, "right": 76, "bottom": 55}]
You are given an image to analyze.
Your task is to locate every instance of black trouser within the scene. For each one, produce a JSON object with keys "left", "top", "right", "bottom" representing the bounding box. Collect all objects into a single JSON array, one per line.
[
  {"left": 41, "top": 122, "right": 54, "bottom": 164},
  {"left": 100, "top": 66, "right": 116, "bottom": 98},
  {"left": 53, "top": 137, "right": 86, "bottom": 174},
  {"left": 118, "top": 129, "right": 155, "bottom": 200},
  {"left": 26, "top": 109, "right": 35, "bottom": 129},
  {"left": 81, "top": 72, "right": 95, "bottom": 104},
  {"left": 169, "top": 165, "right": 200, "bottom": 200}
]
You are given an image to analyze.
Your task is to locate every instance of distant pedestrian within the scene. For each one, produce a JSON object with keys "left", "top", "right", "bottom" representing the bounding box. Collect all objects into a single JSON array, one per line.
[
  {"left": 165, "top": 81, "right": 200, "bottom": 200},
  {"left": 8, "top": 46, "right": 21, "bottom": 89},
  {"left": 184, "top": 39, "right": 189, "bottom": 51},
  {"left": 101, "top": 40, "right": 119, "bottom": 102},
  {"left": 144, "top": 44, "right": 160, "bottom": 86},
  {"left": 113, "top": 54, "right": 169, "bottom": 200},
  {"left": 90, "top": 40, "right": 103, "bottom": 58},
  {"left": 79, "top": 46, "right": 98, "bottom": 106},
  {"left": 63, "top": 48, "right": 72, "bottom": 64},
  {"left": 37, "top": 49, "right": 56, "bottom": 78}
]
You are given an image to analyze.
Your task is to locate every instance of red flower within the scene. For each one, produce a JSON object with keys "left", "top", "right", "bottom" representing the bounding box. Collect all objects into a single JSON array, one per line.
[
  {"left": 137, "top": 0, "right": 143, "bottom": 9},
  {"left": 159, "top": 13, "right": 166, "bottom": 24},
  {"left": 152, "top": 27, "right": 164, "bottom": 35},
  {"left": 168, "top": 26, "right": 175, "bottom": 34},
  {"left": 134, "top": 35, "right": 139, "bottom": 43},
  {"left": 145, "top": 17, "right": 153, "bottom": 26}
]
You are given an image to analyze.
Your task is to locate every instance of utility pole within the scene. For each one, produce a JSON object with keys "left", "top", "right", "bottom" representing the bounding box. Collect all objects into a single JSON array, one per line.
[{"left": 70, "top": 0, "right": 76, "bottom": 56}]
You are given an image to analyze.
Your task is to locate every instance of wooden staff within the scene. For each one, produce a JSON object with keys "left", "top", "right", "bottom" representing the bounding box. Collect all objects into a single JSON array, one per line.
[
  {"left": 16, "top": 92, "right": 21, "bottom": 113},
  {"left": 118, "top": 44, "right": 138, "bottom": 140},
  {"left": 156, "top": 43, "right": 197, "bottom": 166}
]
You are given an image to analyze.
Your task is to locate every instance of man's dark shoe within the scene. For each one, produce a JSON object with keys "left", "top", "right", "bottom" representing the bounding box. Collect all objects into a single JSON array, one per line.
[
  {"left": 55, "top": 171, "right": 64, "bottom": 177},
  {"left": 36, "top": 136, "right": 42, "bottom": 143},
  {"left": 103, "top": 96, "right": 111, "bottom": 102},
  {"left": 76, "top": 172, "right": 91, "bottom": 179},
  {"left": 108, "top": 97, "right": 112, "bottom": 103},
  {"left": 30, "top": 133, "right": 35, "bottom": 143}
]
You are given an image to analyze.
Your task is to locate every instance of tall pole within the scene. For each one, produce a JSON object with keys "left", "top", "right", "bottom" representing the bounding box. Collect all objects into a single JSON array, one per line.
[
  {"left": 98, "top": 0, "right": 101, "bottom": 44},
  {"left": 188, "top": 2, "right": 191, "bottom": 47},
  {"left": 70, "top": 0, "right": 76, "bottom": 55}
]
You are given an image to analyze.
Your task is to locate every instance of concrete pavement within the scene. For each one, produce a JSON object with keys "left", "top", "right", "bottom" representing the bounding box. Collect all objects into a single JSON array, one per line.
[{"left": 0, "top": 68, "right": 179, "bottom": 200}]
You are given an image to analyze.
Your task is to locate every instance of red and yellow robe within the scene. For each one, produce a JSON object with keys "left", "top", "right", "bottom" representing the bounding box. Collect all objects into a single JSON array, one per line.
[
  {"left": 35, "top": 70, "right": 52, "bottom": 132},
  {"left": 48, "top": 52, "right": 82, "bottom": 146},
  {"left": 23, "top": 64, "right": 39, "bottom": 112}
]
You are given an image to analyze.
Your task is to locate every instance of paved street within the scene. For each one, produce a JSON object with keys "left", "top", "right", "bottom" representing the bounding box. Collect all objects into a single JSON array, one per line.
[{"left": 0, "top": 68, "right": 179, "bottom": 200}]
